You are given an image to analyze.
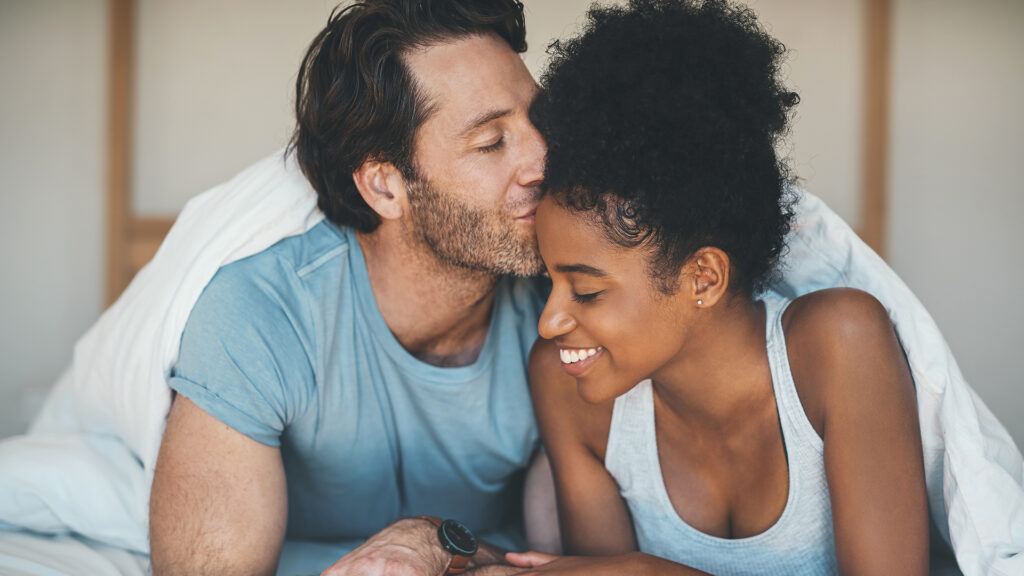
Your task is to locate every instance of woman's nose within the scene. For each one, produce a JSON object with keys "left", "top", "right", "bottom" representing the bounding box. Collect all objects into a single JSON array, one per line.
[{"left": 538, "top": 300, "right": 575, "bottom": 340}]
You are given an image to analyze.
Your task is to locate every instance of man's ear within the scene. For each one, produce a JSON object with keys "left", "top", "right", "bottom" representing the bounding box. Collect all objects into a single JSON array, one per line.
[
  {"left": 685, "top": 247, "right": 731, "bottom": 308},
  {"left": 352, "top": 160, "right": 407, "bottom": 221}
]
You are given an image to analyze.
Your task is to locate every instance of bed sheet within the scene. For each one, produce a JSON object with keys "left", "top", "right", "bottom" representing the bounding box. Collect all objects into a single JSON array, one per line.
[
  {"left": 0, "top": 529, "right": 966, "bottom": 576},
  {"left": 0, "top": 530, "right": 362, "bottom": 576},
  {"left": 0, "top": 530, "right": 149, "bottom": 576}
]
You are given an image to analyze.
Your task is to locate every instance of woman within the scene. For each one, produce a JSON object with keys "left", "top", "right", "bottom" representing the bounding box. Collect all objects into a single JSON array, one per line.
[{"left": 506, "top": 0, "right": 929, "bottom": 574}]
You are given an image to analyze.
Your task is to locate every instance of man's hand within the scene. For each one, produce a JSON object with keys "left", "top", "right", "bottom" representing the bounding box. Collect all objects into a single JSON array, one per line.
[{"left": 321, "top": 518, "right": 449, "bottom": 576}]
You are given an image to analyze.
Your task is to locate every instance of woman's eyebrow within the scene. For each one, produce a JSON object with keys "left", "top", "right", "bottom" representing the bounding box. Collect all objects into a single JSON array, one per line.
[{"left": 554, "top": 263, "right": 609, "bottom": 278}]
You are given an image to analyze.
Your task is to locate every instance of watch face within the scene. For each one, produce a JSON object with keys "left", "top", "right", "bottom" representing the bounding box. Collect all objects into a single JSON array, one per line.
[{"left": 440, "top": 519, "right": 478, "bottom": 556}]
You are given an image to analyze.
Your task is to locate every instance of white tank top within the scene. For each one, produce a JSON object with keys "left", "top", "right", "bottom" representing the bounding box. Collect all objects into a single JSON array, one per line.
[{"left": 604, "top": 296, "right": 839, "bottom": 575}]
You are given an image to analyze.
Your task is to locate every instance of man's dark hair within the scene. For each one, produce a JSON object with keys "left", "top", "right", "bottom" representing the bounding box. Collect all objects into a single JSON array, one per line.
[
  {"left": 532, "top": 0, "right": 799, "bottom": 296},
  {"left": 290, "top": 0, "right": 527, "bottom": 232}
]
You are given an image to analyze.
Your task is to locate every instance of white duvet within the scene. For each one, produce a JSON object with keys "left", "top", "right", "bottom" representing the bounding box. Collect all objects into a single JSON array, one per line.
[{"left": 0, "top": 149, "right": 1020, "bottom": 575}]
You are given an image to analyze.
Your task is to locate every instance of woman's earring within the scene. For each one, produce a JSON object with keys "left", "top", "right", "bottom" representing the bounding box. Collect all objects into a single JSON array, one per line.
[{"left": 697, "top": 299, "right": 703, "bottom": 306}]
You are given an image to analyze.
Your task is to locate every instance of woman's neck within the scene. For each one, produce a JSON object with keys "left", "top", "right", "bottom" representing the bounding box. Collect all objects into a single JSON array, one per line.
[{"left": 650, "top": 296, "right": 775, "bottom": 433}]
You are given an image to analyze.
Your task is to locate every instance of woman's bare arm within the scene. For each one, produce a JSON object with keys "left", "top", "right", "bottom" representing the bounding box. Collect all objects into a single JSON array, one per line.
[
  {"left": 785, "top": 288, "right": 930, "bottom": 575},
  {"left": 528, "top": 339, "right": 637, "bottom": 556}
]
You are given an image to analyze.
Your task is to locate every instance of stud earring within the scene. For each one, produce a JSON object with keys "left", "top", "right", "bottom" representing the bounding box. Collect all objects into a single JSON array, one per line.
[{"left": 697, "top": 299, "right": 703, "bottom": 306}]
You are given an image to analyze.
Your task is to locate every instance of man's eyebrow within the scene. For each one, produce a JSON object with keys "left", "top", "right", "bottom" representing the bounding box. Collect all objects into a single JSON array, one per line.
[
  {"left": 554, "top": 263, "right": 609, "bottom": 278},
  {"left": 459, "top": 108, "right": 512, "bottom": 137}
]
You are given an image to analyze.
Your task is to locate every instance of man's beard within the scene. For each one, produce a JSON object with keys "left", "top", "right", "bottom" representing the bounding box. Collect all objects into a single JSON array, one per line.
[{"left": 405, "top": 176, "right": 543, "bottom": 277}]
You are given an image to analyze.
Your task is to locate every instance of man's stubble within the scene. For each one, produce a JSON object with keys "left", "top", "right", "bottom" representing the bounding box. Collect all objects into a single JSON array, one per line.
[{"left": 405, "top": 175, "right": 544, "bottom": 278}]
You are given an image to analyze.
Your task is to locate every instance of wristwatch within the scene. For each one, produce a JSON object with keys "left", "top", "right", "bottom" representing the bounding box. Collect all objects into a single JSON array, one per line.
[{"left": 417, "top": 516, "right": 478, "bottom": 575}]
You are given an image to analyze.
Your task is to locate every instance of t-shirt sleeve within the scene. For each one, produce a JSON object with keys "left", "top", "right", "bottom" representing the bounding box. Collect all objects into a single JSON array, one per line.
[{"left": 168, "top": 259, "right": 316, "bottom": 447}]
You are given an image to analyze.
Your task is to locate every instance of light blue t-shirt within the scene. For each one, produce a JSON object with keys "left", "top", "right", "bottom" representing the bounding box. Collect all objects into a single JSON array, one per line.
[{"left": 169, "top": 220, "right": 545, "bottom": 551}]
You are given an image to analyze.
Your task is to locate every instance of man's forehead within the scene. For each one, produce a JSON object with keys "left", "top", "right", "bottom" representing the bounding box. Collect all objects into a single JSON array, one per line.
[{"left": 403, "top": 33, "right": 535, "bottom": 130}]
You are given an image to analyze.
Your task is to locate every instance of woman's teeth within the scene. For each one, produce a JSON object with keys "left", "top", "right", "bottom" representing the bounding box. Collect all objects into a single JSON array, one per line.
[{"left": 559, "top": 347, "right": 601, "bottom": 364}]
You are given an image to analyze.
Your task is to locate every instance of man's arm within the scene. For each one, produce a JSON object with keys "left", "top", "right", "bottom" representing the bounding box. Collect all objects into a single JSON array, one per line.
[
  {"left": 149, "top": 395, "right": 288, "bottom": 576},
  {"left": 152, "top": 396, "right": 508, "bottom": 576}
]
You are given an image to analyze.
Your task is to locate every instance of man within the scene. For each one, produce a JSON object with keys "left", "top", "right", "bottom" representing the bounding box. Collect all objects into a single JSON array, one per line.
[{"left": 148, "top": 1, "right": 549, "bottom": 574}]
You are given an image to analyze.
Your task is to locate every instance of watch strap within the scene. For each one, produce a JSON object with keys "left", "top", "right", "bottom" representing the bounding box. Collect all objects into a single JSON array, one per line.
[{"left": 416, "top": 515, "right": 470, "bottom": 575}]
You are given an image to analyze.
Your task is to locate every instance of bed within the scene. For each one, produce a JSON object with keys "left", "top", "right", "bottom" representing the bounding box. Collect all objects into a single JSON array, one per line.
[
  {"left": 0, "top": 531, "right": 369, "bottom": 576},
  {"left": 0, "top": 532, "right": 149, "bottom": 576}
]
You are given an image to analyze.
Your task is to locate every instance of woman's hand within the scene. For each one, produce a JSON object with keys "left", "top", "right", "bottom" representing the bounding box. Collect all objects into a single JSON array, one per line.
[
  {"left": 504, "top": 551, "right": 710, "bottom": 575},
  {"left": 505, "top": 551, "right": 560, "bottom": 568}
]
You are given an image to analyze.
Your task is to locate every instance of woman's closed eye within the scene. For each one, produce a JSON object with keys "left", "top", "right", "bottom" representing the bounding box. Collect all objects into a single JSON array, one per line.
[{"left": 572, "top": 290, "right": 604, "bottom": 304}]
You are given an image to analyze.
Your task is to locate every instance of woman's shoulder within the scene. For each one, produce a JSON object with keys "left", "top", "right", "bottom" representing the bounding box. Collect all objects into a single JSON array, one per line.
[
  {"left": 779, "top": 288, "right": 908, "bottom": 436},
  {"left": 782, "top": 287, "right": 893, "bottom": 347}
]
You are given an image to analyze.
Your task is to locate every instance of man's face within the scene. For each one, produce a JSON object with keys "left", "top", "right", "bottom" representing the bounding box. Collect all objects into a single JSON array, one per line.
[{"left": 400, "top": 33, "right": 546, "bottom": 277}]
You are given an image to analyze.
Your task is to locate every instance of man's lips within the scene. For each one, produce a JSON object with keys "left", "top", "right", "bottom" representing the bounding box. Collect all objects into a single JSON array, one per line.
[
  {"left": 515, "top": 207, "right": 537, "bottom": 222},
  {"left": 513, "top": 197, "right": 540, "bottom": 221}
]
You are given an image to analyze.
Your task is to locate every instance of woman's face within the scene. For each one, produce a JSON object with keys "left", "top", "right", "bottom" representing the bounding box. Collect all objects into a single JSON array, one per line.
[{"left": 535, "top": 195, "right": 694, "bottom": 404}]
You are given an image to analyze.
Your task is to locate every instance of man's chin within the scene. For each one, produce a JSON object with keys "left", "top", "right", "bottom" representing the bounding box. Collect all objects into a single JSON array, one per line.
[
  {"left": 482, "top": 244, "right": 543, "bottom": 278},
  {"left": 434, "top": 245, "right": 542, "bottom": 278},
  {"left": 507, "top": 238, "right": 544, "bottom": 277},
  {"left": 491, "top": 228, "right": 542, "bottom": 277},
  {"left": 505, "top": 253, "right": 545, "bottom": 278}
]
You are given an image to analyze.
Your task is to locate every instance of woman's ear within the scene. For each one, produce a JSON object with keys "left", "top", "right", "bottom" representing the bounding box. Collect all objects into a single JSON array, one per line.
[
  {"left": 687, "top": 247, "right": 731, "bottom": 308},
  {"left": 352, "top": 160, "right": 407, "bottom": 221}
]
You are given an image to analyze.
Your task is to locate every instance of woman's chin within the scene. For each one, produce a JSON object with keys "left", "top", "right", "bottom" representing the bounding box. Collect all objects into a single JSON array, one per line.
[{"left": 576, "top": 377, "right": 635, "bottom": 405}]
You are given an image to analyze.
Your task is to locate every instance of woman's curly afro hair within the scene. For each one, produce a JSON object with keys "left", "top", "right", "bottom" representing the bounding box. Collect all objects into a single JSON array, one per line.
[{"left": 531, "top": 0, "right": 799, "bottom": 296}]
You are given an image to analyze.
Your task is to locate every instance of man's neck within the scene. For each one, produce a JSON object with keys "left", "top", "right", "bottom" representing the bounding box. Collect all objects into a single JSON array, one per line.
[{"left": 356, "top": 226, "right": 500, "bottom": 368}]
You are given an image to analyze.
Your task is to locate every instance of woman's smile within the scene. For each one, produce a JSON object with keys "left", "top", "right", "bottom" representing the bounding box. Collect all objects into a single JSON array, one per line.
[{"left": 557, "top": 346, "right": 605, "bottom": 377}]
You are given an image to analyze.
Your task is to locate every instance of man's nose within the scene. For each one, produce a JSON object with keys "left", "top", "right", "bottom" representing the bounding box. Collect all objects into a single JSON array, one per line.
[
  {"left": 519, "top": 122, "right": 547, "bottom": 187},
  {"left": 538, "top": 299, "right": 575, "bottom": 341}
]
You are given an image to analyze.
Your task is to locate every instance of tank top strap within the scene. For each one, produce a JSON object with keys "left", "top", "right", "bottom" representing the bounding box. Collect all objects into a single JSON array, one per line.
[
  {"left": 762, "top": 295, "right": 825, "bottom": 452},
  {"left": 605, "top": 379, "right": 656, "bottom": 496}
]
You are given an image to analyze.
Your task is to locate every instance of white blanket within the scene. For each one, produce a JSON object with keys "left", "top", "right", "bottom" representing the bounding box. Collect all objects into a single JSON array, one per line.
[
  {"left": 1, "top": 150, "right": 322, "bottom": 553},
  {"left": 0, "top": 149, "right": 1020, "bottom": 575}
]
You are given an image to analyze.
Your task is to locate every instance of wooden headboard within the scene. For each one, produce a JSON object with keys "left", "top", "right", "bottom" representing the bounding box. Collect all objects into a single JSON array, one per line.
[
  {"left": 103, "top": 0, "right": 891, "bottom": 306},
  {"left": 105, "top": 0, "right": 175, "bottom": 305}
]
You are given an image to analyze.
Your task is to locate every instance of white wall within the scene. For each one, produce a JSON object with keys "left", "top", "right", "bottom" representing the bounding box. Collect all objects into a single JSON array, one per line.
[
  {"left": 0, "top": 0, "right": 107, "bottom": 438},
  {"left": 889, "top": 0, "right": 1024, "bottom": 446},
  {"left": 133, "top": 0, "right": 336, "bottom": 214},
  {"left": 749, "top": 0, "right": 865, "bottom": 228}
]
